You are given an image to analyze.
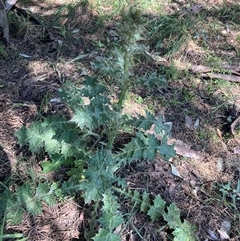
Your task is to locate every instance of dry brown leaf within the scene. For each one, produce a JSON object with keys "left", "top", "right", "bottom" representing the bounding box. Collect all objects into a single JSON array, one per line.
[
  {"left": 168, "top": 138, "right": 204, "bottom": 160},
  {"left": 216, "top": 128, "right": 223, "bottom": 140},
  {"left": 148, "top": 120, "right": 204, "bottom": 160}
]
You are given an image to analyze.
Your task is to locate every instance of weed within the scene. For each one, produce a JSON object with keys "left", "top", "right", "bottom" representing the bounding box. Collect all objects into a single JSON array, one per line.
[
  {"left": 1, "top": 7, "right": 198, "bottom": 240},
  {"left": 147, "top": 14, "right": 193, "bottom": 56},
  {"left": 214, "top": 180, "right": 240, "bottom": 209},
  {"left": 90, "top": 0, "right": 165, "bottom": 17},
  {"left": 205, "top": 55, "right": 222, "bottom": 69},
  {"left": 0, "top": 43, "right": 7, "bottom": 58}
]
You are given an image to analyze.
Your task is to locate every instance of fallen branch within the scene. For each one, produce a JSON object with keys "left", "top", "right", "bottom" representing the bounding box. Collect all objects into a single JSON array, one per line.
[
  {"left": 201, "top": 73, "right": 240, "bottom": 83},
  {"left": 230, "top": 116, "right": 240, "bottom": 136}
]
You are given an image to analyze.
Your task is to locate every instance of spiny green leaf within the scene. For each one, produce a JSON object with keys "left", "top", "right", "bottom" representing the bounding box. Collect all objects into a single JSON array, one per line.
[
  {"left": 163, "top": 203, "right": 181, "bottom": 229},
  {"left": 120, "top": 132, "right": 158, "bottom": 163},
  {"left": 41, "top": 161, "right": 62, "bottom": 173},
  {"left": 15, "top": 122, "right": 46, "bottom": 153},
  {"left": 93, "top": 228, "right": 121, "bottom": 241},
  {"left": 41, "top": 154, "right": 73, "bottom": 173},
  {"left": 130, "top": 111, "right": 157, "bottom": 131},
  {"left": 58, "top": 81, "right": 83, "bottom": 109},
  {"left": 15, "top": 116, "right": 78, "bottom": 155},
  {"left": 132, "top": 190, "right": 140, "bottom": 203},
  {"left": 44, "top": 139, "right": 61, "bottom": 154},
  {"left": 140, "top": 191, "right": 151, "bottom": 212},
  {"left": 71, "top": 97, "right": 117, "bottom": 130},
  {"left": 17, "top": 185, "right": 42, "bottom": 215},
  {"left": 158, "top": 142, "right": 176, "bottom": 161},
  {"left": 67, "top": 159, "right": 85, "bottom": 180},
  {"left": 14, "top": 126, "right": 27, "bottom": 147},
  {"left": 83, "top": 76, "right": 107, "bottom": 98},
  {"left": 5, "top": 193, "right": 25, "bottom": 225},
  {"left": 99, "top": 192, "right": 124, "bottom": 231},
  {"left": 99, "top": 212, "right": 124, "bottom": 231},
  {"left": 101, "top": 192, "right": 120, "bottom": 213},
  {"left": 35, "top": 183, "right": 57, "bottom": 206},
  {"left": 147, "top": 195, "right": 166, "bottom": 221},
  {"left": 6, "top": 204, "right": 25, "bottom": 225},
  {"left": 131, "top": 111, "right": 171, "bottom": 136},
  {"left": 137, "top": 72, "right": 166, "bottom": 89},
  {"left": 71, "top": 109, "right": 93, "bottom": 129},
  {"left": 80, "top": 181, "right": 101, "bottom": 203},
  {"left": 79, "top": 150, "right": 120, "bottom": 203},
  {"left": 172, "top": 220, "right": 197, "bottom": 241}
]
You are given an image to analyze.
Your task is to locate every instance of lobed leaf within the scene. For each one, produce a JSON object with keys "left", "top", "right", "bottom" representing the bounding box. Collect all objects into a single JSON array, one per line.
[
  {"left": 35, "top": 182, "right": 57, "bottom": 206},
  {"left": 93, "top": 229, "right": 121, "bottom": 241},
  {"left": 172, "top": 220, "right": 197, "bottom": 241},
  {"left": 79, "top": 150, "right": 121, "bottom": 203},
  {"left": 4, "top": 192, "right": 25, "bottom": 225},
  {"left": 163, "top": 203, "right": 181, "bottom": 229},
  {"left": 147, "top": 195, "right": 166, "bottom": 221},
  {"left": 120, "top": 132, "right": 158, "bottom": 163},
  {"left": 17, "top": 185, "right": 42, "bottom": 216},
  {"left": 140, "top": 191, "right": 151, "bottom": 212}
]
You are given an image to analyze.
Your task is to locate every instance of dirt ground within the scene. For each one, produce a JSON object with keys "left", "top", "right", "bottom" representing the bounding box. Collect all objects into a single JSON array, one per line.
[{"left": 1, "top": 0, "right": 240, "bottom": 240}]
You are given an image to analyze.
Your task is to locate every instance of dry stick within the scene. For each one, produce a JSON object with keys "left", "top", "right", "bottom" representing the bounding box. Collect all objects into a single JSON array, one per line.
[
  {"left": 190, "top": 64, "right": 240, "bottom": 82},
  {"left": 230, "top": 116, "right": 240, "bottom": 145},
  {"left": 201, "top": 73, "right": 240, "bottom": 83},
  {"left": 230, "top": 116, "right": 240, "bottom": 136}
]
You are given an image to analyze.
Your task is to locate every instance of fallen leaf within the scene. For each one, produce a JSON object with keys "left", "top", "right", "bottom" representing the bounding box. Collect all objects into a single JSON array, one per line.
[
  {"left": 207, "top": 229, "right": 218, "bottom": 240},
  {"left": 220, "top": 220, "right": 231, "bottom": 234},
  {"left": 194, "top": 118, "right": 200, "bottom": 129},
  {"left": 185, "top": 115, "right": 193, "bottom": 129},
  {"left": 233, "top": 146, "right": 240, "bottom": 154},
  {"left": 185, "top": 116, "right": 199, "bottom": 130},
  {"left": 109, "top": 29, "right": 119, "bottom": 37},
  {"left": 149, "top": 119, "right": 204, "bottom": 160},
  {"left": 192, "top": 186, "right": 199, "bottom": 198},
  {"left": 50, "top": 98, "right": 61, "bottom": 103},
  {"left": 217, "top": 229, "right": 230, "bottom": 240},
  {"left": 168, "top": 138, "right": 204, "bottom": 160},
  {"left": 19, "top": 53, "right": 32, "bottom": 58},
  {"left": 170, "top": 164, "right": 182, "bottom": 178},
  {"left": 5, "top": 0, "right": 18, "bottom": 11},
  {"left": 72, "top": 29, "right": 79, "bottom": 34}
]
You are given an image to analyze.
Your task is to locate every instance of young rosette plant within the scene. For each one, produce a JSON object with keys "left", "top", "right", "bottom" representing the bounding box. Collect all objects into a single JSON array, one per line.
[{"left": 14, "top": 7, "right": 197, "bottom": 240}]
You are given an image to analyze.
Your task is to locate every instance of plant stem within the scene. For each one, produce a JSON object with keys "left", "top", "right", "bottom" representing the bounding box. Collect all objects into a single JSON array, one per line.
[
  {"left": 117, "top": 50, "right": 131, "bottom": 108},
  {"left": 107, "top": 50, "right": 132, "bottom": 149},
  {"left": 85, "top": 200, "right": 100, "bottom": 241}
]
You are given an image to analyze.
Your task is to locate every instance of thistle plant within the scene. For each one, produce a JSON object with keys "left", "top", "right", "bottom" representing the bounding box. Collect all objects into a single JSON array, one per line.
[{"left": 3, "top": 7, "right": 198, "bottom": 240}]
